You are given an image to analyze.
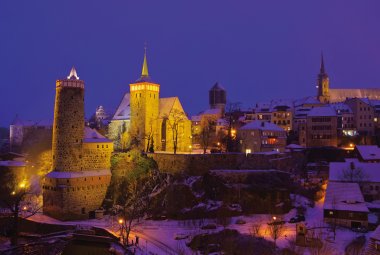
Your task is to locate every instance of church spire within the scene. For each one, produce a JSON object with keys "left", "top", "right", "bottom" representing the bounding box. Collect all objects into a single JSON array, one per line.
[
  {"left": 320, "top": 52, "right": 326, "bottom": 74},
  {"left": 141, "top": 44, "right": 149, "bottom": 77}
]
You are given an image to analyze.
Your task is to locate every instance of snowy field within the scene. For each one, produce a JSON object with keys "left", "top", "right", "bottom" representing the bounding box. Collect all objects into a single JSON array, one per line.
[{"left": 24, "top": 195, "right": 371, "bottom": 254}]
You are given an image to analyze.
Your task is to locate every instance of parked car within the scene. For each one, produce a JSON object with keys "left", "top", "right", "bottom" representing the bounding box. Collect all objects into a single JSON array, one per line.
[
  {"left": 174, "top": 233, "right": 190, "bottom": 240},
  {"left": 351, "top": 226, "right": 367, "bottom": 233},
  {"left": 289, "top": 215, "right": 305, "bottom": 223}
]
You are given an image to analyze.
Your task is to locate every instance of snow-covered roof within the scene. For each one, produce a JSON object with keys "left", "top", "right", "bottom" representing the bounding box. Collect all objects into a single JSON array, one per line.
[
  {"left": 83, "top": 127, "right": 111, "bottom": 143},
  {"left": 10, "top": 116, "right": 52, "bottom": 127},
  {"left": 191, "top": 115, "right": 201, "bottom": 122},
  {"left": 0, "top": 160, "right": 26, "bottom": 167},
  {"left": 370, "top": 225, "right": 380, "bottom": 241},
  {"left": 330, "top": 88, "right": 380, "bottom": 103},
  {"left": 307, "top": 106, "right": 336, "bottom": 117},
  {"left": 112, "top": 93, "right": 131, "bottom": 120},
  {"left": 216, "top": 118, "right": 228, "bottom": 126},
  {"left": 356, "top": 145, "right": 380, "bottom": 161},
  {"left": 200, "top": 108, "right": 221, "bottom": 115},
  {"left": 293, "top": 96, "right": 321, "bottom": 107},
  {"left": 46, "top": 169, "right": 111, "bottom": 179},
  {"left": 329, "top": 161, "right": 380, "bottom": 182},
  {"left": 323, "top": 182, "right": 368, "bottom": 212},
  {"left": 330, "top": 102, "right": 352, "bottom": 114},
  {"left": 240, "top": 120, "right": 284, "bottom": 132},
  {"left": 286, "top": 144, "right": 304, "bottom": 149},
  {"left": 159, "top": 97, "right": 177, "bottom": 118}
]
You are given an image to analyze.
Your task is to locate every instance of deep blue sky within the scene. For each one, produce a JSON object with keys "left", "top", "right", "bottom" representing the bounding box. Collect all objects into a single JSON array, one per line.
[{"left": 1, "top": 1, "right": 380, "bottom": 126}]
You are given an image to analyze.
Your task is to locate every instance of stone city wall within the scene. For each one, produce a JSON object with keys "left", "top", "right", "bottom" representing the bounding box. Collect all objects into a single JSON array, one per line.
[
  {"left": 43, "top": 174, "right": 111, "bottom": 220},
  {"left": 145, "top": 152, "right": 303, "bottom": 175}
]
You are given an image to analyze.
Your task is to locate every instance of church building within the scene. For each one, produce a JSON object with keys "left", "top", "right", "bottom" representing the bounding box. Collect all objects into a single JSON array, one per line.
[
  {"left": 317, "top": 54, "right": 380, "bottom": 103},
  {"left": 108, "top": 48, "right": 192, "bottom": 153}
]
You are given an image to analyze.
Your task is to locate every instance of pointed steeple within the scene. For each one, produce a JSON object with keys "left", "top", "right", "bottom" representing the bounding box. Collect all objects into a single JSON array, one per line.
[
  {"left": 67, "top": 66, "right": 79, "bottom": 80},
  {"left": 141, "top": 45, "right": 149, "bottom": 77},
  {"left": 320, "top": 52, "right": 326, "bottom": 74}
]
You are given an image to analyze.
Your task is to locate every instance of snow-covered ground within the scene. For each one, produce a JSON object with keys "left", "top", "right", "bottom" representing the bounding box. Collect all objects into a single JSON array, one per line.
[{"left": 26, "top": 194, "right": 371, "bottom": 255}]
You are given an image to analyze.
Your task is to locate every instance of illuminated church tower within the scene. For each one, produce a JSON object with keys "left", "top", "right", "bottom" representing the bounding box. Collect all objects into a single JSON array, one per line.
[
  {"left": 317, "top": 53, "right": 330, "bottom": 103},
  {"left": 43, "top": 67, "right": 112, "bottom": 220},
  {"left": 129, "top": 47, "right": 160, "bottom": 151}
]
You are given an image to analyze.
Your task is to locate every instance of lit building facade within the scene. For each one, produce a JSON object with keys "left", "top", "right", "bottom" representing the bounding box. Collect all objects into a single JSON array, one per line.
[
  {"left": 108, "top": 48, "right": 192, "bottom": 153},
  {"left": 43, "top": 67, "right": 113, "bottom": 220},
  {"left": 238, "top": 120, "right": 287, "bottom": 153},
  {"left": 306, "top": 106, "right": 338, "bottom": 147}
]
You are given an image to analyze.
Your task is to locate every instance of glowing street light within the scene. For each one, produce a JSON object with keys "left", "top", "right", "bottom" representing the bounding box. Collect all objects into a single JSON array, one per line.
[
  {"left": 272, "top": 216, "right": 277, "bottom": 221},
  {"left": 19, "top": 181, "right": 26, "bottom": 189},
  {"left": 118, "top": 218, "right": 124, "bottom": 225},
  {"left": 11, "top": 191, "right": 16, "bottom": 195}
]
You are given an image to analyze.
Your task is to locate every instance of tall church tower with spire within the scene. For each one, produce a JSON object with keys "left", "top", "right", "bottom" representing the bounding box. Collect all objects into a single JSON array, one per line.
[
  {"left": 317, "top": 53, "right": 330, "bottom": 103},
  {"left": 129, "top": 47, "right": 160, "bottom": 151}
]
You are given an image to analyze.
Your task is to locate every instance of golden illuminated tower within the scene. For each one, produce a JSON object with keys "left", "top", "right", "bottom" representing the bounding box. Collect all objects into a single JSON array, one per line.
[
  {"left": 317, "top": 53, "right": 330, "bottom": 103},
  {"left": 43, "top": 67, "right": 112, "bottom": 220},
  {"left": 129, "top": 47, "right": 160, "bottom": 150},
  {"left": 52, "top": 67, "right": 84, "bottom": 171}
]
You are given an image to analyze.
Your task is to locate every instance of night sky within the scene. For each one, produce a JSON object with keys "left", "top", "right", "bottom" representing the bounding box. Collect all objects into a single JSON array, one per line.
[{"left": 1, "top": 1, "right": 380, "bottom": 127}]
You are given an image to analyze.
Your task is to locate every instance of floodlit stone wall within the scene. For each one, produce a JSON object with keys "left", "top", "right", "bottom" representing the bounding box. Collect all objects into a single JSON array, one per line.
[
  {"left": 82, "top": 142, "right": 113, "bottom": 170},
  {"left": 52, "top": 80, "right": 85, "bottom": 172},
  {"left": 43, "top": 173, "right": 111, "bottom": 220},
  {"left": 146, "top": 152, "right": 301, "bottom": 175}
]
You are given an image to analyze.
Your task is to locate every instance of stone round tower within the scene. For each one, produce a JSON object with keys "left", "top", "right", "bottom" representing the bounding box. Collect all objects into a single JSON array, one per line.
[
  {"left": 209, "top": 82, "right": 226, "bottom": 115},
  {"left": 44, "top": 67, "right": 112, "bottom": 220},
  {"left": 52, "top": 67, "right": 84, "bottom": 172}
]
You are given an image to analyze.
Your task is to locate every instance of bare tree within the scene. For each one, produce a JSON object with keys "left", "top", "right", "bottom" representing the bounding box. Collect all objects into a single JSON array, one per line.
[
  {"left": 117, "top": 168, "right": 164, "bottom": 246},
  {"left": 339, "top": 164, "right": 367, "bottom": 183},
  {"left": 200, "top": 115, "right": 217, "bottom": 154},
  {"left": 267, "top": 216, "right": 285, "bottom": 249},
  {"left": 224, "top": 102, "right": 241, "bottom": 152},
  {"left": 165, "top": 109, "right": 187, "bottom": 154},
  {"left": 249, "top": 223, "right": 261, "bottom": 237},
  {"left": 0, "top": 169, "right": 41, "bottom": 246},
  {"left": 308, "top": 228, "right": 334, "bottom": 255}
]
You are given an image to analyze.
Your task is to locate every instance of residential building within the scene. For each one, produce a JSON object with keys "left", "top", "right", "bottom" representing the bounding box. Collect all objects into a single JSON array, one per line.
[
  {"left": 346, "top": 98, "right": 375, "bottom": 137},
  {"left": 238, "top": 120, "right": 286, "bottom": 153},
  {"left": 323, "top": 182, "right": 369, "bottom": 228},
  {"left": 306, "top": 106, "right": 338, "bottom": 147},
  {"left": 329, "top": 160, "right": 380, "bottom": 201}
]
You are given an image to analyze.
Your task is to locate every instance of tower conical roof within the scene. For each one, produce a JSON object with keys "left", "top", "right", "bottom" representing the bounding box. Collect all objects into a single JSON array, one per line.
[
  {"left": 320, "top": 53, "right": 326, "bottom": 74},
  {"left": 135, "top": 46, "right": 154, "bottom": 83},
  {"left": 67, "top": 66, "right": 79, "bottom": 80},
  {"left": 210, "top": 82, "right": 225, "bottom": 91},
  {"left": 141, "top": 47, "right": 149, "bottom": 77}
]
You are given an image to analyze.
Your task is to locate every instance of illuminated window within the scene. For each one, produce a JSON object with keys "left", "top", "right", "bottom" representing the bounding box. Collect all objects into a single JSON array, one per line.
[{"left": 329, "top": 211, "right": 333, "bottom": 215}]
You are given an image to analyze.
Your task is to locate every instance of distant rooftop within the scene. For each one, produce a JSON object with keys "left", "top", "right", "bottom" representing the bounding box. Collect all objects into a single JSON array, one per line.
[
  {"left": 240, "top": 120, "right": 285, "bottom": 132},
  {"left": 308, "top": 106, "right": 336, "bottom": 117},
  {"left": 324, "top": 182, "right": 368, "bottom": 212}
]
